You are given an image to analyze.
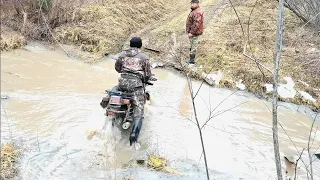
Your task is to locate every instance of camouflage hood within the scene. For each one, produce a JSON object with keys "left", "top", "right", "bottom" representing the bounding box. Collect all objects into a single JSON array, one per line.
[{"left": 124, "top": 48, "right": 141, "bottom": 57}]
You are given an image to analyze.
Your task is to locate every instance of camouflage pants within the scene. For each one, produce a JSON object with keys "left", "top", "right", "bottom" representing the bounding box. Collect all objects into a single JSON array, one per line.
[
  {"left": 131, "top": 88, "right": 145, "bottom": 120},
  {"left": 189, "top": 35, "right": 200, "bottom": 55},
  {"left": 118, "top": 76, "right": 145, "bottom": 120}
]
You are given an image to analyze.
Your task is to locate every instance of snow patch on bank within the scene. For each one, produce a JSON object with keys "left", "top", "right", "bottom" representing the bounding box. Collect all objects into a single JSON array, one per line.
[
  {"left": 264, "top": 77, "right": 296, "bottom": 98},
  {"left": 299, "top": 91, "right": 316, "bottom": 103}
]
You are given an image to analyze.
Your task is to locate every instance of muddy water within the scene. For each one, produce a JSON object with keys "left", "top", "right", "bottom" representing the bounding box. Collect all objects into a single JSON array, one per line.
[{"left": 1, "top": 42, "right": 320, "bottom": 180}]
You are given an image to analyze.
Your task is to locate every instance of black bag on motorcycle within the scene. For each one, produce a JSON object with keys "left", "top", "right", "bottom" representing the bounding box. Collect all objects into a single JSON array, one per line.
[{"left": 100, "top": 96, "right": 109, "bottom": 108}]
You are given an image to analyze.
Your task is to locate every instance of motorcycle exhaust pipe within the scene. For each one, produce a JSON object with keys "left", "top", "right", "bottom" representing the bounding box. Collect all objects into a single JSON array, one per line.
[{"left": 122, "top": 122, "right": 131, "bottom": 130}]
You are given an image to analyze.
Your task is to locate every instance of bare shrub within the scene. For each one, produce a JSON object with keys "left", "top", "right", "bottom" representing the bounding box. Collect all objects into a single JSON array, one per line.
[
  {"left": 282, "top": 0, "right": 320, "bottom": 28},
  {"left": 0, "top": 0, "right": 88, "bottom": 39},
  {"left": 0, "top": 143, "right": 20, "bottom": 179}
]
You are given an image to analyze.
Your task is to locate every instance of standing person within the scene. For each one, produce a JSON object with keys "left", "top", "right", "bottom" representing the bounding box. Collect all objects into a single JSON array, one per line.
[
  {"left": 186, "top": 0, "right": 204, "bottom": 64},
  {"left": 115, "top": 36, "right": 152, "bottom": 146}
]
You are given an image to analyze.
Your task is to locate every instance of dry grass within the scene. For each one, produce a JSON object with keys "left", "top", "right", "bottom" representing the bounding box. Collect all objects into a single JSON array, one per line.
[
  {"left": 0, "top": 26, "right": 27, "bottom": 51},
  {"left": 85, "top": 129, "right": 99, "bottom": 140},
  {"left": 147, "top": 154, "right": 167, "bottom": 170},
  {"left": 0, "top": 143, "right": 20, "bottom": 179},
  {"left": 122, "top": 178, "right": 133, "bottom": 180},
  {"left": 139, "top": 0, "right": 319, "bottom": 108},
  {"left": 145, "top": 154, "right": 182, "bottom": 176},
  {"left": 0, "top": 0, "right": 182, "bottom": 56},
  {"left": 53, "top": 0, "right": 182, "bottom": 56}
]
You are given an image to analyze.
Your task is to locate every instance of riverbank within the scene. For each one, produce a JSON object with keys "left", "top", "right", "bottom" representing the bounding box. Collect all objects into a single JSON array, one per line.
[{"left": 1, "top": 0, "right": 319, "bottom": 110}]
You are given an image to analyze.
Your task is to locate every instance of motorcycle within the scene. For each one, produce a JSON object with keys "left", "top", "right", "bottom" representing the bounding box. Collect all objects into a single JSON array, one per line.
[{"left": 100, "top": 74, "right": 157, "bottom": 133}]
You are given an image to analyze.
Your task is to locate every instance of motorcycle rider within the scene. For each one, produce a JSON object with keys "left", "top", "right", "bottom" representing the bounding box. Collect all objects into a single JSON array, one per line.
[{"left": 115, "top": 36, "right": 152, "bottom": 146}]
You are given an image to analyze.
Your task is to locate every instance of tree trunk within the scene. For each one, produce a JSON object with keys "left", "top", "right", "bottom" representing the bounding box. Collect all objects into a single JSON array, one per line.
[
  {"left": 186, "top": 77, "right": 210, "bottom": 180},
  {"left": 21, "top": 11, "right": 28, "bottom": 34},
  {"left": 273, "top": 0, "right": 285, "bottom": 179}
]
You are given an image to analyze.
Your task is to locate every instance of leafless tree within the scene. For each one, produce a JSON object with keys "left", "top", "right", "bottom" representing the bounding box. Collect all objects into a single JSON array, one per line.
[
  {"left": 167, "top": 32, "right": 249, "bottom": 179},
  {"left": 227, "top": 0, "right": 286, "bottom": 178},
  {"left": 272, "top": 0, "right": 286, "bottom": 179}
]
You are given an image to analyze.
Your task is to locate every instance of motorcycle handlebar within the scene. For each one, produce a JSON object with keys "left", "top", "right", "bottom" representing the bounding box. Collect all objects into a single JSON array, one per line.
[
  {"left": 145, "top": 82, "right": 154, "bottom": 86},
  {"left": 149, "top": 77, "right": 157, "bottom": 81},
  {"left": 145, "top": 76, "right": 157, "bottom": 86}
]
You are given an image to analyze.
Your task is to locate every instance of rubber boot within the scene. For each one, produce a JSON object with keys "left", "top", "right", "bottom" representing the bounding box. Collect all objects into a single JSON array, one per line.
[
  {"left": 129, "top": 118, "right": 143, "bottom": 146},
  {"left": 186, "top": 54, "right": 195, "bottom": 64}
]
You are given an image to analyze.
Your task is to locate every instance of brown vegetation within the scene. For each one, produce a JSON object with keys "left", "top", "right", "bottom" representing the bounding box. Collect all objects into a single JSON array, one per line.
[
  {"left": 0, "top": 26, "right": 26, "bottom": 51},
  {"left": 0, "top": 143, "right": 20, "bottom": 179},
  {"left": 0, "top": 0, "right": 184, "bottom": 56},
  {"left": 139, "top": 0, "right": 319, "bottom": 108}
]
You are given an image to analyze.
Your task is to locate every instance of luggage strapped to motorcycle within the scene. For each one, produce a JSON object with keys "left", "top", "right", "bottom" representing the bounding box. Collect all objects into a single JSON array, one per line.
[{"left": 121, "top": 72, "right": 143, "bottom": 79}]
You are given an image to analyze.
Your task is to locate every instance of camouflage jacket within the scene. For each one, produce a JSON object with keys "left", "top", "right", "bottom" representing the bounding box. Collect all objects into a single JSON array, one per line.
[
  {"left": 186, "top": 7, "right": 204, "bottom": 36},
  {"left": 115, "top": 48, "right": 152, "bottom": 82}
]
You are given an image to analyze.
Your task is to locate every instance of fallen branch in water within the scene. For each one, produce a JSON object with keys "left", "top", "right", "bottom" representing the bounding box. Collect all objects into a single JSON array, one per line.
[{"left": 2, "top": 71, "right": 21, "bottom": 78}]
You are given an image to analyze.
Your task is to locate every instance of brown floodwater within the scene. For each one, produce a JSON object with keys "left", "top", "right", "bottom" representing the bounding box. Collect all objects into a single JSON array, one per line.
[{"left": 1, "top": 42, "right": 319, "bottom": 180}]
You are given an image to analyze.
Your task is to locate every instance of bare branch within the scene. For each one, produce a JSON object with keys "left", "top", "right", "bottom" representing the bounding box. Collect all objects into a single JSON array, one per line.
[
  {"left": 154, "top": 88, "right": 197, "bottom": 126},
  {"left": 175, "top": 50, "right": 210, "bottom": 180},
  {"left": 310, "top": 126, "right": 318, "bottom": 150},
  {"left": 281, "top": 0, "right": 309, "bottom": 23},
  {"left": 307, "top": 113, "right": 318, "bottom": 180},
  {"left": 294, "top": 148, "right": 305, "bottom": 180},
  {"left": 210, "top": 91, "right": 239, "bottom": 115},
  {"left": 208, "top": 84, "right": 212, "bottom": 112},
  {"left": 40, "top": 11, "right": 74, "bottom": 59},
  {"left": 204, "top": 124, "right": 241, "bottom": 135},
  {"left": 198, "top": 90, "right": 238, "bottom": 130},
  {"left": 303, "top": 144, "right": 320, "bottom": 179},
  {"left": 201, "top": 101, "right": 248, "bottom": 130},
  {"left": 227, "top": 0, "right": 272, "bottom": 78},
  {"left": 228, "top": 0, "right": 271, "bottom": 82},
  {"left": 247, "top": 0, "right": 259, "bottom": 46},
  {"left": 243, "top": 46, "right": 273, "bottom": 74},
  {"left": 263, "top": 102, "right": 311, "bottom": 176},
  {"left": 193, "top": 65, "right": 215, "bottom": 99},
  {"left": 186, "top": 74, "right": 210, "bottom": 180},
  {"left": 193, "top": 50, "right": 227, "bottom": 99},
  {"left": 198, "top": 95, "right": 211, "bottom": 112},
  {"left": 290, "top": 11, "right": 320, "bottom": 47},
  {"left": 313, "top": 144, "right": 320, "bottom": 158},
  {"left": 227, "top": 0, "right": 245, "bottom": 38}
]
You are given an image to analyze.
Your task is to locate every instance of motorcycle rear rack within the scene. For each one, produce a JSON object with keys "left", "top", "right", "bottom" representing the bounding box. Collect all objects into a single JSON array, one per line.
[
  {"left": 107, "top": 109, "right": 127, "bottom": 114},
  {"left": 106, "top": 104, "right": 133, "bottom": 124},
  {"left": 106, "top": 104, "right": 132, "bottom": 114}
]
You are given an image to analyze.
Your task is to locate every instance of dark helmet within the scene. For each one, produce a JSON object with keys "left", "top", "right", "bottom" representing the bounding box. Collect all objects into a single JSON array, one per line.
[
  {"left": 191, "top": 0, "right": 200, "bottom": 3},
  {"left": 130, "top": 37, "right": 142, "bottom": 48}
]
